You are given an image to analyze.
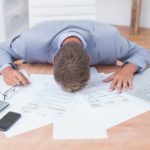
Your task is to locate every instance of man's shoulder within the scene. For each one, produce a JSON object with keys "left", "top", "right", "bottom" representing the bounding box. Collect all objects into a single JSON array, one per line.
[{"left": 92, "top": 21, "right": 118, "bottom": 33}]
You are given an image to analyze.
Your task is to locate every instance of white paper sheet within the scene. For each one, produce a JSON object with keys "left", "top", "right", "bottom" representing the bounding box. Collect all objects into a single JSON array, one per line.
[
  {"left": 2, "top": 69, "right": 150, "bottom": 139},
  {"left": 2, "top": 73, "right": 53, "bottom": 138},
  {"left": 89, "top": 94, "right": 150, "bottom": 129},
  {"left": 0, "top": 70, "right": 50, "bottom": 137},
  {"left": 53, "top": 98, "right": 107, "bottom": 139},
  {"left": 77, "top": 73, "right": 118, "bottom": 107},
  {"left": 4, "top": 74, "right": 75, "bottom": 137},
  {"left": 76, "top": 72, "right": 150, "bottom": 129},
  {"left": 90, "top": 67, "right": 98, "bottom": 75},
  {"left": 128, "top": 68, "right": 150, "bottom": 101},
  {"left": 4, "top": 114, "right": 52, "bottom": 137},
  {"left": 53, "top": 92, "right": 150, "bottom": 140},
  {"left": 4, "top": 70, "right": 102, "bottom": 138},
  {"left": 0, "top": 76, "right": 12, "bottom": 95},
  {"left": 24, "top": 74, "right": 76, "bottom": 120}
]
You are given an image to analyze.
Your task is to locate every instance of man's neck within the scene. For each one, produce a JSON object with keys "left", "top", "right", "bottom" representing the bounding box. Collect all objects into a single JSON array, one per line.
[{"left": 61, "top": 36, "right": 83, "bottom": 47}]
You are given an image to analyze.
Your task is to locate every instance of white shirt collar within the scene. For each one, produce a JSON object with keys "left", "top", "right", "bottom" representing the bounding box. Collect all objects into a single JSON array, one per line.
[{"left": 57, "top": 32, "right": 87, "bottom": 49}]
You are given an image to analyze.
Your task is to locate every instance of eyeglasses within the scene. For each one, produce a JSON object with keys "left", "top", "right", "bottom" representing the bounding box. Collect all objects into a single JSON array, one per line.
[{"left": 0, "top": 86, "right": 21, "bottom": 101}]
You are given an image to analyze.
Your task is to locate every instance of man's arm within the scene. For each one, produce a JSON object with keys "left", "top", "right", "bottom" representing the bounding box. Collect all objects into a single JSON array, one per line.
[
  {"left": 0, "top": 34, "right": 29, "bottom": 86},
  {"left": 0, "top": 35, "right": 27, "bottom": 67},
  {"left": 104, "top": 29, "right": 150, "bottom": 92},
  {"left": 115, "top": 29, "right": 150, "bottom": 71}
]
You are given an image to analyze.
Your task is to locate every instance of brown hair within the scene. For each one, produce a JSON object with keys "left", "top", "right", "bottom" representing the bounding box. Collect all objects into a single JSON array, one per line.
[{"left": 54, "top": 42, "right": 90, "bottom": 92}]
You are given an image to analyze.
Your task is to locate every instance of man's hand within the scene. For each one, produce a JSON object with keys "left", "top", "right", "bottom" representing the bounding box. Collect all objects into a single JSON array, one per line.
[
  {"left": 1, "top": 66, "right": 30, "bottom": 86},
  {"left": 103, "top": 63, "right": 138, "bottom": 93}
]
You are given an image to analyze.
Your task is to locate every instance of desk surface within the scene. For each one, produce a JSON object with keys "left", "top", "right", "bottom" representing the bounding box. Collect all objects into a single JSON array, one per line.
[{"left": 0, "top": 64, "right": 150, "bottom": 150}]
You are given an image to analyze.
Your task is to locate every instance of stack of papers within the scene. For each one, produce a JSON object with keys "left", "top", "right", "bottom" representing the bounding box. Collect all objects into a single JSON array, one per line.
[{"left": 0, "top": 67, "right": 150, "bottom": 139}]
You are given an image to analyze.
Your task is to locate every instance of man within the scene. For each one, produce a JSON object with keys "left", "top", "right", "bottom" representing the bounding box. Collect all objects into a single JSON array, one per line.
[{"left": 0, "top": 20, "right": 150, "bottom": 92}]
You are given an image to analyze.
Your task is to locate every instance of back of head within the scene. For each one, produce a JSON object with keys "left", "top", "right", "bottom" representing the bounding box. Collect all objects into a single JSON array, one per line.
[{"left": 54, "top": 42, "right": 90, "bottom": 92}]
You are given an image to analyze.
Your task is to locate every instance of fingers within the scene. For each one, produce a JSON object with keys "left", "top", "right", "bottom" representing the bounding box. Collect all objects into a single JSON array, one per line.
[
  {"left": 123, "top": 79, "right": 127, "bottom": 92},
  {"left": 14, "top": 71, "right": 30, "bottom": 86},
  {"left": 3, "top": 70, "right": 30, "bottom": 86},
  {"left": 110, "top": 79, "right": 125, "bottom": 93},
  {"left": 109, "top": 78, "right": 117, "bottom": 92},
  {"left": 5, "top": 76, "right": 20, "bottom": 86},
  {"left": 128, "top": 79, "right": 133, "bottom": 89},
  {"left": 103, "top": 74, "right": 115, "bottom": 82},
  {"left": 5, "top": 77, "right": 17, "bottom": 86},
  {"left": 110, "top": 78, "right": 133, "bottom": 93},
  {"left": 12, "top": 76, "right": 20, "bottom": 86},
  {"left": 116, "top": 79, "right": 123, "bottom": 93}
]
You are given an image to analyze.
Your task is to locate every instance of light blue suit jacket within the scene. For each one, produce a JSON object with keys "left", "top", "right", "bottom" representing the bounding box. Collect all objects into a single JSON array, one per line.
[{"left": 0, "top": 20, "right": 150, "bottom": 71}]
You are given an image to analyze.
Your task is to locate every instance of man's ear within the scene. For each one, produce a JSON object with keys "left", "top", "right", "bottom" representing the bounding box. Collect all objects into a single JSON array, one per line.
[{"left": 87, "top": 54, "right": 91, "bottom": 63}]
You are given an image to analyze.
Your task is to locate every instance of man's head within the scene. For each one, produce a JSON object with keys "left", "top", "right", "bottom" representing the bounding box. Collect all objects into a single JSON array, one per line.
[{"left": 54, "top": 42, "right": 90, "bottom": 92}]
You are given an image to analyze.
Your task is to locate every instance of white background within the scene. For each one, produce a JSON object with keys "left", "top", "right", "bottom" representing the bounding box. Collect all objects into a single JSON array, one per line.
[
  {"left": 96, "top": 0, "right": 150, "bottom": 28},
  {"left": 0, "top": 0, "right": 150, "bottom": 42}
]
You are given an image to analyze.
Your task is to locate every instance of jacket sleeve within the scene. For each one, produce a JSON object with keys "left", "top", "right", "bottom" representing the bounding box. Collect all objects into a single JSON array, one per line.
[
  {"left": 115, "top": 29, "right": 150, "bottom": 71},
  {"left": 0, "top": 34, "right": 27, "bottom": 68}
]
